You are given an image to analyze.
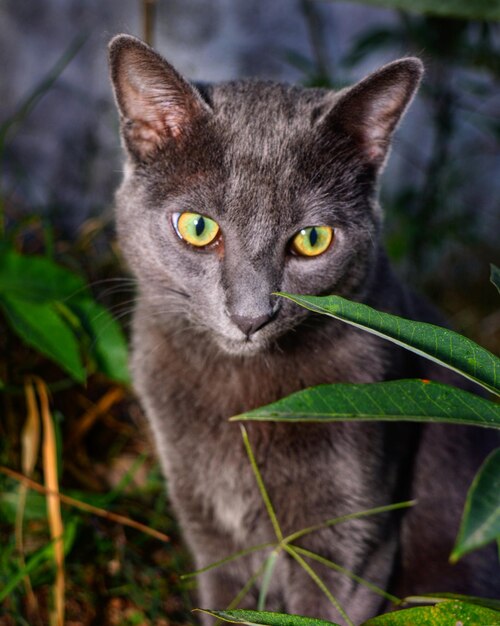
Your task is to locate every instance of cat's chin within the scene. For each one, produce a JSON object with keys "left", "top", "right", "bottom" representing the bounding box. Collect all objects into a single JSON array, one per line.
[{"left": 214, "top": 335, "right": 270, "bottom": 357}]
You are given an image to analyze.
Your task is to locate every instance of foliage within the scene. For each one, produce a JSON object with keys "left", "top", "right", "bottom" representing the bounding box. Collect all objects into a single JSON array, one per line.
[
  {"left": 222, "top": 281, "right": 500, "bottom": 624},
  {"left": 233, "top": 379, "right": 500, "bottom": 427},
  {"left": 0, "top": 247, "right": 129, "bottom": 384},
  {"left": 451, "top": 448, "right": 500, "bottom": 561},
  {"left": 199, "top": 600, "right": 500, "bottom": 626},
  {"left": 0, "top": 37, "right": 188, "bottom": 626},
  {"left": 275, "top": 293, "right": 500, "bottom": 395}
]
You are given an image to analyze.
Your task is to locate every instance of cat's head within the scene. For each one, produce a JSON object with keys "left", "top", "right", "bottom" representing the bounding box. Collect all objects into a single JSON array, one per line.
[{"left": 109, "top": 34, "right": 422, "bottom": 356}]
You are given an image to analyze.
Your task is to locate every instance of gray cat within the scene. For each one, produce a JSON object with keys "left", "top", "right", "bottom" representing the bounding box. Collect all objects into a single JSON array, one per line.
[{"left": 108, "top": 34, "right": 498, "bottom": 624}]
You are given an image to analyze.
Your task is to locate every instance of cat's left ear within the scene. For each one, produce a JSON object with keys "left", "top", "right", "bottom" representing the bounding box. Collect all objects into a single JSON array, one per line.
[
  {"left": 109, "top": 34, "right": 212, "bottom": 160},
  {"left": 325, "top": 58, "right": 423, "bottom": 168}
]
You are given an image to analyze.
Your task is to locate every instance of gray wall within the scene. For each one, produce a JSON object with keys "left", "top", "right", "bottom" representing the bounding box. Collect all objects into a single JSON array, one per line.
[{"left": 1, "top": 0, "right": 498, "bottom": 255}]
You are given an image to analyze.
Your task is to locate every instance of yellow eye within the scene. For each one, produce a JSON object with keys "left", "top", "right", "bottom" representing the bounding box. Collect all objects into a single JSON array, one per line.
[
  {"left": 291, "top": 226, "right": 333, "bottom": 257},
  {"left": 173, "top": 212, "right": 220, "bottom": 247}
]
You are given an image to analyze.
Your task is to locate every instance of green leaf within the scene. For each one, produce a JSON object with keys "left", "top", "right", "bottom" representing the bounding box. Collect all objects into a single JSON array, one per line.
[
  {"left": 0, "top": 541, "right": 56, "bottom": 603},
  {"left": 232, "top": 380, "right": 500, "bottom": 429},
  {"left": 0, "top": 249, "right": 86, "bottom": 303},
  {"left": 451, "top": 447, "right": 500, "bottom": 561},
  {"left": 70, "top": 298, "right": 130, "bottom": 384},
  {"left": 361, "top": 600, "right": 500, "bottom": 625},
  {"left": 278, "top": 293, "right": 500, "bottom": 397},
  {"left": 326, "top": 0, "right": 500, "bottom": 22},
  {"left": 1, "top": 295, "right": 86, "bottom": 382},
  {"left": 196, "top": 609, "right": 341, "bottom": 626},
  {"left": 491, "top": 264, "right": 500, "bottom": 295},
  {"left": 403, "top": 593, "right": 500, "bottom": 612}
]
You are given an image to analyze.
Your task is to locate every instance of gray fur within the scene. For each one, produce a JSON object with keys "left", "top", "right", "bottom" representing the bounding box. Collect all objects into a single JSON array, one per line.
[{"left": 109, "top": 35, "right": 499, "bottom": 624}]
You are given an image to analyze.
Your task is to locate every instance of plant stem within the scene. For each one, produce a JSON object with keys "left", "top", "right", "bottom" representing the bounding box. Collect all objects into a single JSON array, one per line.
[
  {"left": 241, "top": 425, "right": 283, "bottom": 542},
  {"left": 283, "top": 544, "right": 354, "bottom": 626}
]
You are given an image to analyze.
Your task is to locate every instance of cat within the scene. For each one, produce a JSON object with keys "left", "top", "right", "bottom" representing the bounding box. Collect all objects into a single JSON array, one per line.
[{"left": 108, "top": 34, "right": 499, "bottom": 625}]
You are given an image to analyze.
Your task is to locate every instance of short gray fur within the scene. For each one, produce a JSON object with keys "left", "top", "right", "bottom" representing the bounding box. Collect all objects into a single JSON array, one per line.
[{"left": 108, "top": 34, "right": 499, "bottom": 624}]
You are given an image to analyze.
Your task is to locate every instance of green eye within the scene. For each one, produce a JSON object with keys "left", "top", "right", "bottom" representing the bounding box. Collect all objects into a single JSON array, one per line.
[
  {"left": 291, "top": 226, "right": 333, "bottom": 257},
  {"left": 173, "top": 212, "right": 220, "bottom": 247}
]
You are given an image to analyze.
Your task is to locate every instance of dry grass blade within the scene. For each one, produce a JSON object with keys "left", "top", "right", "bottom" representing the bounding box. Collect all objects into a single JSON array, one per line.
[
  {"left": 0, "top": 466, "right": 170, "bottom": 542},
  {"left": 15, "top": 380, "right": 42, "bottom": 621},
  {"left": 35, "top": 378, "right": 65, "bottom": 626},
  {"left": 66, "top": 386, "right": 125, "bottom": 448}
]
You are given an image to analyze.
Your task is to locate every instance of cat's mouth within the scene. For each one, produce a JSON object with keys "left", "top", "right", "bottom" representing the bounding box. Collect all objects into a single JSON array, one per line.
[
  {"left": 213, "top": 328, "right": 273, "bottom": 356},
  {"left": 216, "top": 335, "right": 269, "bottom": 356}
]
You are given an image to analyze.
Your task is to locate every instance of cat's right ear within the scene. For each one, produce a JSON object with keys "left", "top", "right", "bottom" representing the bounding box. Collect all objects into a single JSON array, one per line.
[{"left": 108, "top": 34, "right": 212, "bottom": 160}]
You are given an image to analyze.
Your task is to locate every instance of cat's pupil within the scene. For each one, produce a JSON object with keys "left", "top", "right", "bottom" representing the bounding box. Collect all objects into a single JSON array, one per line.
[
  {"left": 195, "top": 216, "right": 205, "bottom": 237},
  {"left": 309, "top": 227, "right": 318, "bottom": 247}
]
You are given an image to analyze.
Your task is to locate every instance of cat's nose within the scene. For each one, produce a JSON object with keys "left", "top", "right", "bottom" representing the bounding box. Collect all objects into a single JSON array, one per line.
[{"left": 230, "top": 313, "right": 273, "bottom": 338}]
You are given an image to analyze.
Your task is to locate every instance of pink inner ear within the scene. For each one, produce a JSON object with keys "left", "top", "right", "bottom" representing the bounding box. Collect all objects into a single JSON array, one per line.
[
  {"left": 123, "top": 67, "right": 187, "bottom": 141},
  {"left": 114, "top": 46, "right": 205, "bottom": 158},
  {"left": 361, "top": 83, "right": 410, "bottom": 163}
]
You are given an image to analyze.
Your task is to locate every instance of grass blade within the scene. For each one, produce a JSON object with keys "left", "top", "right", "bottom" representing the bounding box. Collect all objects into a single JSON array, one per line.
[
  {"left": 241, "top": 426, "right": 283, "bottom": 542},
  {"left": 257, "top": 549, "right": 279, "bottom": 610},
  {"left": 292, "top": 546, "right": 399, "bottom": 604},
  {"left": 283, "top": 544, "right": 353, "bottom": 626},
  {"left": 283, "top": 500, "right": 415, "bottom": 545},
  {"left": 181, "top": 542, "right": 274, "bottom": 579},
  {"left": 0, "top": 33, "right": 87, "bottom": 149}
]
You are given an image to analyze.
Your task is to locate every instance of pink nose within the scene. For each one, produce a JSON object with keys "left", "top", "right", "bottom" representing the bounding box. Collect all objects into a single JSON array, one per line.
[{"left": 230, "top": 313, "right": 273, "bottom": 337}]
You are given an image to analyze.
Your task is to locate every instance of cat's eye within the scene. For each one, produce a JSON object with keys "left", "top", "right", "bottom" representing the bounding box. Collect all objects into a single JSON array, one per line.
[
  {"left": 172, "top": 212, "right": 220, "bottom": 247},
  {"left": 291, "top": 226, "right": 333, "bottom": 257}
]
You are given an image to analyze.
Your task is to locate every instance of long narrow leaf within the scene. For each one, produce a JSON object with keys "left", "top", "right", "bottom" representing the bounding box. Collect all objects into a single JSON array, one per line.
[
  {"left": 196, "top": 609, "right": 340, "bottom": 626},
  {"left": 232, "top": 380, "right": 500, "bottom": 428},
  {"left": 451, "top": 447, "right": 500, "bottom": 562},
  {"left": 403, "top": 593, "right": 500, "bottom": 611},
  {"left": 277, "top": 293, "right": 500, "bottom": 396},
  {"left": 362, "top": 600, "right": 500, "bottom": 625}
]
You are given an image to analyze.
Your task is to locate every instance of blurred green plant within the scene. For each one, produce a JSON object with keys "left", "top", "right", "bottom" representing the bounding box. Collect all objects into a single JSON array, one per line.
[
  {"left": 0, "top": 34, "right": 186, "bottom": 626},
  {"left": 0, "top": 246, "right": 129, "bottom": 384}
]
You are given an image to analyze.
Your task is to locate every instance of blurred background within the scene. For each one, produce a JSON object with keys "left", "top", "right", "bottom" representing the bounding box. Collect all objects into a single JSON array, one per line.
[{"left": 1, "top": 1, "right": 499, "bottom": 624}]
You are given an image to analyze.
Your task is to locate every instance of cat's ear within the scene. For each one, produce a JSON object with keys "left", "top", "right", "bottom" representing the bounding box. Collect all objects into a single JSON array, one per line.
[
  {"left": 325, "top": 58, "right": 423, "bottom": 168},
  {"left": 108, "top": 34, "right": 212, "bottom": 160}
]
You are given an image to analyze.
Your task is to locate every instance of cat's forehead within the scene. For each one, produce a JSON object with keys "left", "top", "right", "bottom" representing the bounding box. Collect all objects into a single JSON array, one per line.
[{"left": 207, "top": 81, "right": 335, "bottom": 140}]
